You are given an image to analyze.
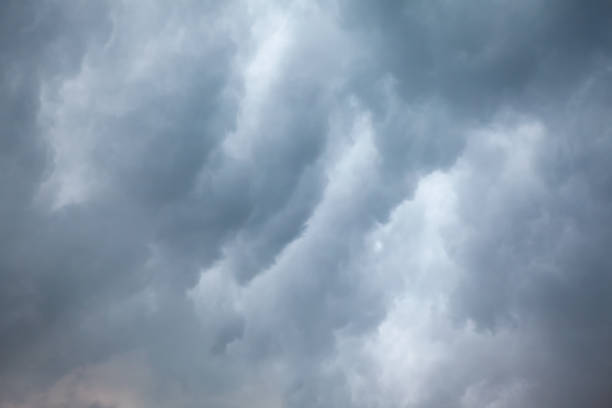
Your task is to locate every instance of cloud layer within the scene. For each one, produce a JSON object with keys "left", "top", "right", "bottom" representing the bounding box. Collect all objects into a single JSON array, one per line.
[{"left": 2, "top": 1, "right": 612, "bottom": 407}]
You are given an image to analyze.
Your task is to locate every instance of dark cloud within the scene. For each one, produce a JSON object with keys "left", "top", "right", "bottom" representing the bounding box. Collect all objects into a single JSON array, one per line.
[
  {"left": 340, "top": 0, "right": 612, "bottom": 112},
  {"left": 2, "top": 0, "right": 612, "bottom": 407}
]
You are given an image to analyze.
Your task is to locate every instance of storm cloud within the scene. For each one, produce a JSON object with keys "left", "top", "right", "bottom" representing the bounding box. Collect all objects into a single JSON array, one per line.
[{"left": 2, "top": 0, "right": 612, "bottom": 407}]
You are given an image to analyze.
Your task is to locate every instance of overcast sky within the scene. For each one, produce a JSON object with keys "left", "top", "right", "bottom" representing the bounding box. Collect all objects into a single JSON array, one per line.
[{"left": 2, "top": 1, "right": 612, "bottom": 407}]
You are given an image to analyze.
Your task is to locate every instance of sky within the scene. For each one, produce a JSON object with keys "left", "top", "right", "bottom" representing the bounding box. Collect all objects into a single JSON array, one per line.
[{"left": 1, "top": 0, "right": 612, "bottom": 407}]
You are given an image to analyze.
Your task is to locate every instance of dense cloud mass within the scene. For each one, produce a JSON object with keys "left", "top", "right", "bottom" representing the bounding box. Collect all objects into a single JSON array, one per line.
[{"left": 2, "top": 0, "right": 612, "bottom": 407}]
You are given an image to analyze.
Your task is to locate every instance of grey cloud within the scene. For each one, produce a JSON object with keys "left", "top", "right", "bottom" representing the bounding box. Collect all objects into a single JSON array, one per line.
[
  {"left": 339, "top": 0, "right": 612, "bottom": 119},
  {"left": 2, "top": 0, "right": 612, "bottom": 407},
  {"left": 1, "top": 0, "right": 114, "bottom": 395},
  {"left": 448, "top": 86, "right": 612, "bottom": 405}
]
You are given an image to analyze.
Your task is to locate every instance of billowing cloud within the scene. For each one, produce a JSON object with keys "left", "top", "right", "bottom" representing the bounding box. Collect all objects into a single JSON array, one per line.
[{"left": 2, "top": 0, "right": 612, "bottom": 407}]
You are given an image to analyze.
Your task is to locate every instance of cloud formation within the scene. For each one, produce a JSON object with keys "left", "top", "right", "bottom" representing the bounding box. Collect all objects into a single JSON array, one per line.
[{"left": 2, "top": 0, "right": 612, "bottom": 407}]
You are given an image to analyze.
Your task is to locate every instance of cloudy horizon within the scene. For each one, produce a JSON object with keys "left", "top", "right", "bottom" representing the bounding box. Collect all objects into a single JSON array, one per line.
[{"left": 2, "top": 0, "right": 612, "bottom": 407}]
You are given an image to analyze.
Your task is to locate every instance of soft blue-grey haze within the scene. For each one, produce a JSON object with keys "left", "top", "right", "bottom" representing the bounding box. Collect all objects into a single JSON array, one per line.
[{"left": 1, "top": 1, "right": 612, "bottom": 407}]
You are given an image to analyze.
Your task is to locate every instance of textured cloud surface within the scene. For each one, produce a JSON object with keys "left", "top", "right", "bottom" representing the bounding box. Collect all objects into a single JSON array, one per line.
[{"left": 2, "top": 1, "right": 612, "bottom": 407}]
